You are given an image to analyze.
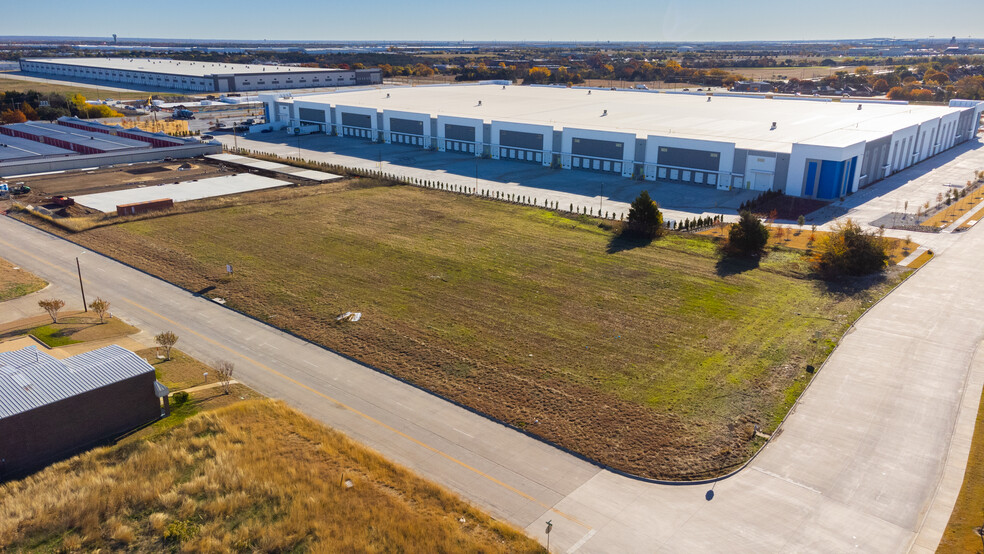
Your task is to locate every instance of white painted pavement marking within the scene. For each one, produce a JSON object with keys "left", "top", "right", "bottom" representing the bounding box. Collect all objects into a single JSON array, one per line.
[
  {"left": 566, "top": 529, "right": 597, "bottom": 553},
  {"left": 752, "top": 466, "right": 822, "bottom": 495}
]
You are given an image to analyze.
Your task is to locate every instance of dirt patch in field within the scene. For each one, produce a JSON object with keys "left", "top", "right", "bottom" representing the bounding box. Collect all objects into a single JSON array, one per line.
[{"left": 14, "top": 159, "right": 235, "bottom": 199}]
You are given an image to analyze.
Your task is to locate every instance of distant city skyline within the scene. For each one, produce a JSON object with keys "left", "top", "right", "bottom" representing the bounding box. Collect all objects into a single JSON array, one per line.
[{"left": 3, "top": 0, "right": 982, "bottom": 43}]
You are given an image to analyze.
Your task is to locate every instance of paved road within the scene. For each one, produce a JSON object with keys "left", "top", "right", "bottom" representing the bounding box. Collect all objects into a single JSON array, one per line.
[{"left": 2, "top": 211, "right": 983, "bottom": 552}]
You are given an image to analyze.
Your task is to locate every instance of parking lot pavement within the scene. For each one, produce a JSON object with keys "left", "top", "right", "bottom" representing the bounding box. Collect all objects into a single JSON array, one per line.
[{"left": 217, "top": 132, "right": 759, "bottom": 224}]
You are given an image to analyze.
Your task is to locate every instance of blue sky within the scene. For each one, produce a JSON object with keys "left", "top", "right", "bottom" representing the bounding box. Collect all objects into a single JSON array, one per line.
[{"left": 2, "top": 0, "right": 981, "bottom": 42}]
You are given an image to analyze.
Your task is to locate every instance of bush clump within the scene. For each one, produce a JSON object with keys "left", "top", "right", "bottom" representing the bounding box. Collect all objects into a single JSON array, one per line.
[
  {"left": 810, "top": 219, "right": 888, "bottom": 278},
  {"left": 722, "top": 211, "right": 769, "bottom": 256},
  {"left": 624, "top": 190, "right": 664, "bottom": 239}
]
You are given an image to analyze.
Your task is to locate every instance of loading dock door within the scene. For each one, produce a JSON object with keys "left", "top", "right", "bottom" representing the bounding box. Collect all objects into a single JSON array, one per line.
[
  {"left": 745, "top": 154, "right": 777, "bottom": 191},
  {"left": 752, "top": 171, "right": 774, "bottom": 190}
]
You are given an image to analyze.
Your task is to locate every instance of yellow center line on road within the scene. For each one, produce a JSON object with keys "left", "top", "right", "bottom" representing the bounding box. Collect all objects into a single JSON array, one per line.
[{"left": 0, "top": 234, "right": 592, "bottom": 530}]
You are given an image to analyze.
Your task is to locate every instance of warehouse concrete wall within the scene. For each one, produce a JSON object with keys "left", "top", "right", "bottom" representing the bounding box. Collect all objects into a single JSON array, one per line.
[{"left": 491, "top": 120, "right": 553, "bottom": 166}]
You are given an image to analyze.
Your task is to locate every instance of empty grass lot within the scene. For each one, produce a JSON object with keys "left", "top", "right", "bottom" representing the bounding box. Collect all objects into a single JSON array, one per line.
[
  {"left": 0, "top": 257, "right": 46, "bottom": 302},
  {"left": 0, "top": 400, "right": 541, "bottom": 553},
  {"left": 62, "top": 182, "right": 899, "bottom": 479}
]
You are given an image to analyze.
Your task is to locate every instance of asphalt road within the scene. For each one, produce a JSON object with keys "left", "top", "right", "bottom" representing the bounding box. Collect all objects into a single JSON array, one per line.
[{"left": 2, "top": 207, "right": 983, "bottom": 552}]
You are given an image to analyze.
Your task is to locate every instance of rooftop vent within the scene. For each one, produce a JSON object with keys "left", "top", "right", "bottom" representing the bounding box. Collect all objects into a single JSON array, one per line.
[
  {"left": 770, "top": 121, "right": 777, "bottom": 130},
  {"left": 707, "top": 96, "right": 711, "bottom": 102},
  {"left": 478, "top": 100, "right": 482, "bottom": 106},
  {"left": 858, "top": 104, "right": 863, "bottom": 110},
  {"left": 602, "top": 109, "right": 608, "bottom": 116},
  {"left": 587, "top": 90, "right": 591, "bottom": 95},
  {"left": 386, "top": 93, "right": 390, "bottom": 98}
]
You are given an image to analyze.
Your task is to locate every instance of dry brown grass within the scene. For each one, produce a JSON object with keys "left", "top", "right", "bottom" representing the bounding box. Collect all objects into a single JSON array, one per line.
[
  {"left": 0, "top": 257, "right": 46, "bottom": 302},
  {"left": 0, "top": 399, "right": 542, "bottom": 553}
]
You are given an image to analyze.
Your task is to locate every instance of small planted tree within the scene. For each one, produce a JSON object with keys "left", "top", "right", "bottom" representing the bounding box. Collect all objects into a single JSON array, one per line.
[
  {"left": 723, "top": 211, "right": 770, "bottom": 256},
  {"left": 797, "top": 215, "right": 806, "bottom": 234},
  {"left": 625, "top": 190, "right": 664, "bottom": 239},
  {"left": 38, "top": 298, "right": 65, "bottom": 324},
  {"left": 88, "top": 297, "right": 111, "bottom": 324},
  {"left": 214, "top": 360, "right": 235, "bottom": 394},
  {"left": 155, "top": 331, "right": 179, "bottom": 361}
]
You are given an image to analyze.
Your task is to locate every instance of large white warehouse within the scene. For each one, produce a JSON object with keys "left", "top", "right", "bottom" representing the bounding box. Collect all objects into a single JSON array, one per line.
[
  {"left": 19, "top": 58, "right": 382, "bottom": 93},
  {"left": 262, "top": 85, "right": 984, "bottom": 199}
]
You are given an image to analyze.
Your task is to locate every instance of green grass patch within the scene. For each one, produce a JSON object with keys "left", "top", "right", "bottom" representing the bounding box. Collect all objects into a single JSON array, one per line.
[{"left": 29, "top": 325, "right": 82, "bottom": 348}]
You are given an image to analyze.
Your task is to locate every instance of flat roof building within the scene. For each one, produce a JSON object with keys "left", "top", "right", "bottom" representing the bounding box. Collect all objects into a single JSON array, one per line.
[
  {"left": 262, "top": 84, "right": 984, "bottom": 199},
  {"left": 19, "top": 57, "right": 382, "bottom": 92},
  {"left": 0, "top": 345, "right": 167, "bottom": 480}
]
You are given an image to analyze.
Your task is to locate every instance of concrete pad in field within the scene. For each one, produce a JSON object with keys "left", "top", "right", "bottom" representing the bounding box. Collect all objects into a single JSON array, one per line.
[{"left": 73, "top": 173, "right": 290, "bottom": 212}]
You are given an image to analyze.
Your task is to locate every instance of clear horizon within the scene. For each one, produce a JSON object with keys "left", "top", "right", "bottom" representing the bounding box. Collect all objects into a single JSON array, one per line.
[{"left": 2, "top": 0, "right": 981, "bottom": 43}]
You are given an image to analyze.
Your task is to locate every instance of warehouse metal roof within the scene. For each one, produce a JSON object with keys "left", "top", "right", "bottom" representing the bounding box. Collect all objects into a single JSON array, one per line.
[
  {"left": 2, "top": 122, "right": 152, "bottom": 152},
  {"left": 23, "top": 57, "right": 348, "bottom": 77},
  {"left": 282, "top": 84, "right": 962, "bottom": 153},
  {"left": 0, "top": 134, "right": 77, "bottom": 162},
  {"left": 0, "top": 345, "right": 155, "bottom": 419}
]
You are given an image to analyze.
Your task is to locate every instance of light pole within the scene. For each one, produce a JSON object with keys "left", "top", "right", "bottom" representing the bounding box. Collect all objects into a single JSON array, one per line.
[{"left": 76, "top": 254, "right": 87, "bottom": 312}]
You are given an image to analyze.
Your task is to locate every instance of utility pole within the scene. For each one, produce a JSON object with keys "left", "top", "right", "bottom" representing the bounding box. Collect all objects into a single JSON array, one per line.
[{"left": 76, "top": 256, "right": 87, "bottom": 312}]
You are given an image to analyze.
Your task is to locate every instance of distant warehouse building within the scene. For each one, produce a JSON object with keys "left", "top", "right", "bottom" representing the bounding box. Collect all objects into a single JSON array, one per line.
[
  {"left": 262, "top": 85, "right": 984, "bottom": 199},
  {"left": 0, "top": 345, "right": 168, "bottom": 480},
  {"left": 19, "top": 58, "right": 382, "bottom": 92}
]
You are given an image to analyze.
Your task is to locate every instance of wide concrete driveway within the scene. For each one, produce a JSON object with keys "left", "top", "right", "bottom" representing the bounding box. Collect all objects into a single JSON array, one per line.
[{"left": 2, "top": 209, "right": 983, "bottom": 552}]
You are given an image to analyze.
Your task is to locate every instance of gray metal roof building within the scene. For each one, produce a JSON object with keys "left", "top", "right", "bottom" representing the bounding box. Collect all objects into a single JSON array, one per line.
[
  {"left": 0, "top": 345, "right": 157, "bottom": 419},
  {"left": 20, "top": 57, "right": 383, "bottom": 92},
  {"left": 0, "top": 134, "right": 77, "bottom": 162},
  {"left": 0, "top": 344, "right": 166, "bottom": 479}
]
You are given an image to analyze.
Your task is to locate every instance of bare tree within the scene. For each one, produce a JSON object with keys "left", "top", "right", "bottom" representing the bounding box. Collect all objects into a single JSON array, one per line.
[
  {"left": 88, "top": 297, "right": 110, "bottom": 324},
  {"left": 214, "top": 360, "right": 235, "bottom": 394},
  {"left": 37, "top": 298, "right": 65, "bottom": 324},
  {"left": 155, "top": 331, "right": 179, "bottom": 360}
]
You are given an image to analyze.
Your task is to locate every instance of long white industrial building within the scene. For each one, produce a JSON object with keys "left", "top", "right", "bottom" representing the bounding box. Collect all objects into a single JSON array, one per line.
[
  {"left": 19, "top": 58, "right": 382, "bottom": 92},
  {"left": 261, "top": 85, "right": 984, "bottom": 199}
]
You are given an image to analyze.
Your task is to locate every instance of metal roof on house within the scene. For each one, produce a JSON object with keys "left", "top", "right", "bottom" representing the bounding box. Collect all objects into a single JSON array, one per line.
[
  {"left": 279, "top": 84, "right": 962, "bottom": 153},
  {"left": 0, "top": 134, "right": 77, "bottom": 162},
  {"left": 0, "top": 345, "right": 155, "bottom": 419},
  {"left": 2, "top": 122, "right": 152, "bottom": 152}
]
